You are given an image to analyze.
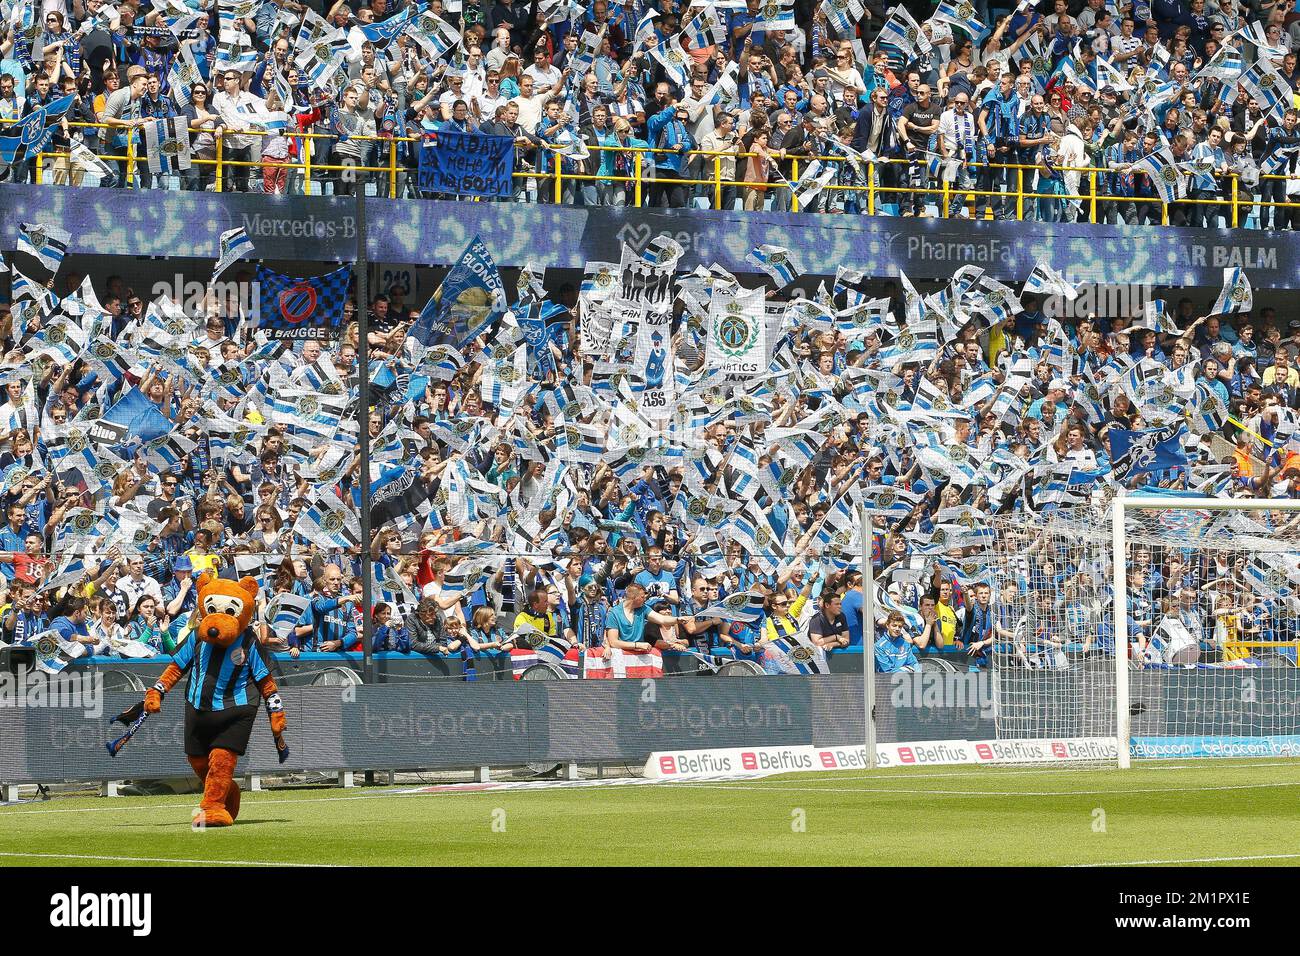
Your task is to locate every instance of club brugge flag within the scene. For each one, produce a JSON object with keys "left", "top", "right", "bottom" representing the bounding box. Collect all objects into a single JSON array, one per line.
[{"left": 256, "top": 265, "right": 351, "bottom": 340}]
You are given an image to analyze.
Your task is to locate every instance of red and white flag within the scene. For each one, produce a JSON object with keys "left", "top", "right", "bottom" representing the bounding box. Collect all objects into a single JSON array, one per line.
[{"left": 583, "top": 646, "right": 663, "bottom": 679}]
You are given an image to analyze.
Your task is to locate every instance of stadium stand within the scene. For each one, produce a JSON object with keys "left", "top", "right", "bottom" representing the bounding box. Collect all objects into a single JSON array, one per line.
[
  {"left": 2, "top": 0, "right": 1300, "bottom": 226},
  {"left": 2, "top": 0, "right": 1300, "bottom": 688}
]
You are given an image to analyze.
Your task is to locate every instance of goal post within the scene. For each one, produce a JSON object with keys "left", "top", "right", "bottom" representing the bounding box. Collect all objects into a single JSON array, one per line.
[
  {"left": 976, "top": 493, "right": 1300, "bottom": 769},
  {"left": 1112, "top": 494, "right": 1300, "bottom": 768}
]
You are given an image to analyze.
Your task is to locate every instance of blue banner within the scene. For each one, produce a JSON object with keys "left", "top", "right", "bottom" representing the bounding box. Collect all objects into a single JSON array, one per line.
[
  {"left": 1110, "top": 423, "right": 1189, "bottom": 481},
  {"left": 1132, "top": 736, "right": 1300, "bottom": 759},
  {"left": 7, "top": 185, "right": 1300, "bottom": 289},
  {"left": 256, "top": 264, "right": 352, "bottom": 340},
  {"left": 413, "top": 235, "right": 508, "bottom": 348},
  {"left": 417, "top": 131, "right": 514, "bottom": 199},
  {"left": 90, "top": 387, "right": 174, "bottom": 446}
]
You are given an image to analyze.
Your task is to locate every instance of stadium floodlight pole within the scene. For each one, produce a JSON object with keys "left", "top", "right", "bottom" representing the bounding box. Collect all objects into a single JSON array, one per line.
[
  {"left": 354, "top": 191, "right": 375, "bottom": 686},
  {"left": 861, "top": 503, "right": 877, "bottom": 769}
]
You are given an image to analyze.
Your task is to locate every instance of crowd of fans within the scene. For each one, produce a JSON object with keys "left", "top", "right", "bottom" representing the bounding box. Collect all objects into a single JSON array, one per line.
[
  {"left": 3, "top": 0, "right": 1300, "bottom": 224},
  {"left": 0, "top": 221, "right": 1294, "bottom": 677}
]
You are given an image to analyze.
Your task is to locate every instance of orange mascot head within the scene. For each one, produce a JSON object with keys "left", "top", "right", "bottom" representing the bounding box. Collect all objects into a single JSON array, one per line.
[{"left": 195, "top": 572, "right": 260, "bottom": 649}]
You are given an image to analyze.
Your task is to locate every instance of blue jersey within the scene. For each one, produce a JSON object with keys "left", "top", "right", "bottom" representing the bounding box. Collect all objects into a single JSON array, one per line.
[
  {"left": 297, "top": 595, "right": 356, "bottom": 650},
  {"left": 172, "top": 630, "right": 270, "bottom": 712},
  {"left": 875, "top": 632, "right": 918, "bottom": 672}
]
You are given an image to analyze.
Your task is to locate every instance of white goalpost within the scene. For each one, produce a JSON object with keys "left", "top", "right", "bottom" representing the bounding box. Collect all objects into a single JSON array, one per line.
[{"left": 981, "top": 494, "right": 1300, "bottom": 769}]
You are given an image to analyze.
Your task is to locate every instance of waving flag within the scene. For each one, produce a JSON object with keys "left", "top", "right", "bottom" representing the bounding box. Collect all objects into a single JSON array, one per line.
[
  {"left": 1211, "top": 267, "right": 1252, "bottom": 316},
  {"left": 751, "top": 0, "right": 795, "bottom": 32},
  {"left": 1110, "top": 424, "right": 1189, "bottom": 481},
  {"left": 1022, "top": 261, "right": 1078, "bottom": 301},
  {"left": 1131, "top": 145, "right": 1186, "bottom": 204},
  {"left": 1238, "top": 60, "right": 1291, "bottom": 124},
  {"left": 0, "top": 93, "right": 75, "bottom": 166},
  {"left": 415, "top": 235, "right": 508, "bottom": 348},
  {"left": 211, "top": 225, "right": 255, "bottom": 283},
  {"left": 649, "top": 34, "right": 692, "bottom": 88},
  {"left": 359, "top": 3, "right": 419, "bottom": 45},
  {"left": 682, "top": 4, "right": 727, "bottom": 49},
  {"left": 296, "top": 492, "right": 362, "bottom": 551},
  {"left": 749, "top": 245, "right": 801, "bottom": 288},
  {"left": 878, "top": 4, "right": 932, "bottom": 57},
  {"left": 256, "top": 265, "right": 351, "bottom": 340},
  {"left": 789, "top": 159, "right": 835, "bottom": 208},
  {"left": 820, "top": 0, "right": 866, "bottom": 36},
  {"left": 932, "top": 0, "right": 988, "bottom": 41},
  {"left": 17, "top": 222, "right": 70, "bottom": 273}
]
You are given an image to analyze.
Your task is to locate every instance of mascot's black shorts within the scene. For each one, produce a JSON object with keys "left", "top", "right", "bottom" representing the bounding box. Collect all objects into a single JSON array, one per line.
[{"left": 184, "top": 702, "right": 259, "bottom": 757}]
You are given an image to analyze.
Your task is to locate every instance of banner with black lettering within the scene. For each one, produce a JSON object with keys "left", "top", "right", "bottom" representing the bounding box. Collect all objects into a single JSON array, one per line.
[
  {"left": 417, "top": 131, "right": 514, "bottom": 198},
  {"left": 706, "top": 285, "right": 768, "bottom": 375}
]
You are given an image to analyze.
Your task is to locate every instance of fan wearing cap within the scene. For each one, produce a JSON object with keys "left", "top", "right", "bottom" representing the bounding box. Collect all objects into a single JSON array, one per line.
[
  {"left": 1027, "top": 378, "right": 1073, "bottom": 420},
  {"left": 164, "top": 554, "right": 198, "bottom": 621}
]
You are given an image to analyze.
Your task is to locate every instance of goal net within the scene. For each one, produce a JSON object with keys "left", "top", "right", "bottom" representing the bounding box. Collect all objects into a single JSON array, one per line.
[{"left": 985, "top": 495, "right": 1300, "bottom": 766}]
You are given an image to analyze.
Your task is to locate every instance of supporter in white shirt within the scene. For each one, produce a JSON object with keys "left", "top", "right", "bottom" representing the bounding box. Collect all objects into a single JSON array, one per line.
[
  {"left": 510, "top": 73, "right": 561, "bottom": 134},
  {"left": 522, "top": 46, "right": 562, "bottom": 89}
]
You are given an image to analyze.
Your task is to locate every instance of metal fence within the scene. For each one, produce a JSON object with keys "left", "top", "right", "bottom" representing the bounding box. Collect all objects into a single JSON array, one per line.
[{"left": 14, "top": 120, "right": 1299, "bottom": 227}]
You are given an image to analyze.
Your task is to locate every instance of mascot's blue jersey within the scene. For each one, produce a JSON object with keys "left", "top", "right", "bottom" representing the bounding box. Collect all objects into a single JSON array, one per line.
[{"left": 172, "top": 629, "right": 270, "bottom": 711}]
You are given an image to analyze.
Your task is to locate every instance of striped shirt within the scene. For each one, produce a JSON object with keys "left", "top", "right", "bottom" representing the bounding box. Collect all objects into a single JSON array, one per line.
[{"left": 172, "top": 630, "right": 270, "bottom": 711}]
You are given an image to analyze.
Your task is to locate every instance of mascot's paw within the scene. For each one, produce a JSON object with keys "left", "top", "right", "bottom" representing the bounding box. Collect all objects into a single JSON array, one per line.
[
  {"left": 195, "top": 804, "right": 234, "bottom": 828},
  {"left": 143, "top": 690, "right": 163, "bottom": 714},
  {"left": 195, "top": 748, "right": 240, "bottom": 828},
  {"left": 270, "top": 711, "right": 286, "bottom": 735}
]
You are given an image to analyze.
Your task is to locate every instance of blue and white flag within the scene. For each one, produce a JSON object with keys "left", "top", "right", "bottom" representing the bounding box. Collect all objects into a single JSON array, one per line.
[
  {"left": 682, "top": 4, "right": 727, "bottom": 49},
  {"left": 1110, "top": 423, "right": 1188, "bottom": 481},
  {"left": 212, "top": 225, "right": 255, "bottom": 283},
  {"left": 1238, "top": 60, "right": 1291, "bottom": 124},
  {"left": 143, "top": 116, "right": 192, "bottom": 175},
  {"left": 1131, "top": 144, "right": 1186, "bottom": 204},
  {"left": 359, "top": 3, "right": 420, "bottom": 46},
  {"left": 748, "top": 244, "right": 801, "bottom": 288},
  {"left": 295, "top": 492, "right": 362, "bottom": 551},
  {"left": 1210, "top": 267, "right": 1252, "bottom": 316},
  {"left": 0, "top": 93, "right": 75, "bottom": 165},
  {"left": 932, "top": 0, "right": 988, "bottom": 41},
  {"left": 820, "top": 0, "right": 866, "bottom": 36},
  {"left": 878, "top": 4, "right": 932, "bottom": 56},
  {"left": 648, "top": 34, "right": 692, "bottom": 88},
  {"left": 751, "top": 0, "right": 796, "bottom": 32},
  {"left": 415, "top": 234, "right": 508, "bottom": 348},
  {"left": 1022, "top": 261, "right": 1078, "bottom": 301},
  {"left": 17, "top": 222, "right": 70, "bottom": 273}
]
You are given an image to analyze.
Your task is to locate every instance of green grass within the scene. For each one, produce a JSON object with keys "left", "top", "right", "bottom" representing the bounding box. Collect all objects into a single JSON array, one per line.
[{"left": 3, "top": 759, "right": 1299, "bottom": 866}]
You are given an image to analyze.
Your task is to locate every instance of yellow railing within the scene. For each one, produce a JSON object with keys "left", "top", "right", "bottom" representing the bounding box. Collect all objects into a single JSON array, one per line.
[
  {"left": 14, "top": 120, "right": 1300, "bottom": 226},
  {"left": 1223, "top": 641, "right": 1300, "bottom": 665}
]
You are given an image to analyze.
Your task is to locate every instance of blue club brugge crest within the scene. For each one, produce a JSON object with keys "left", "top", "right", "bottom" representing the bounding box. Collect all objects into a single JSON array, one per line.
[
  {"left": 230, "top": 647, "right": 246, "bottom": 666},
  {"left": 279, "top": 283, "right": 318, "bottom": 324}
]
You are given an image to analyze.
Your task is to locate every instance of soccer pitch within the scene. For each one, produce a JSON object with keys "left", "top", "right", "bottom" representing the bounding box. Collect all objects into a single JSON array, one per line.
[{"left": 2, "top": 759, "right": 1298, "bottom": 867}]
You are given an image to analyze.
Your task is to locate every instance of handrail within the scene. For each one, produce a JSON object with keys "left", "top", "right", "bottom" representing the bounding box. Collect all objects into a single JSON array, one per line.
[{"left": 7, "top": 118, "right": 1297, "bottom": 221}]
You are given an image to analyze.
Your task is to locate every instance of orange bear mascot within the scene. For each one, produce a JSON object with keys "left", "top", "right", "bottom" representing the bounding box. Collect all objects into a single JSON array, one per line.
[{"left": 143, "top": 573, "right": 288, "bottom": 827}]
